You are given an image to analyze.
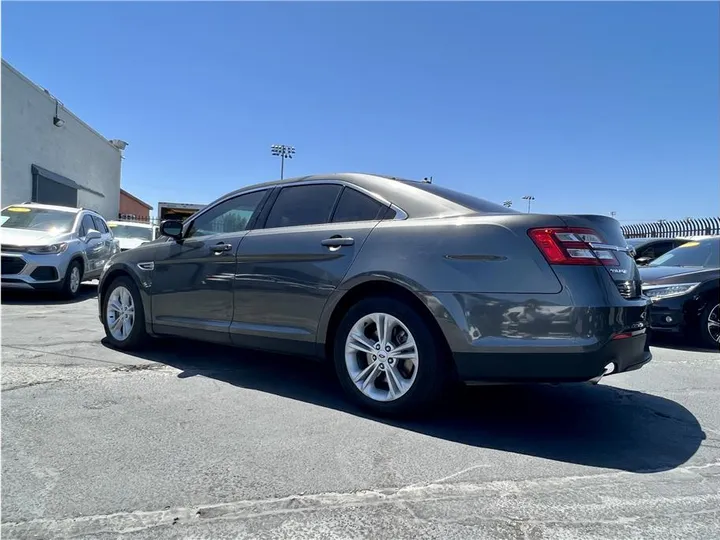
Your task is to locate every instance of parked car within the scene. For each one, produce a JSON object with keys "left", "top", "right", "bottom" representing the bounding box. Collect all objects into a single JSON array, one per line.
[
  {"left": 106, "top": 220, "right": 156, "bottom": 252},
  {"left": 640, "top": 236, "right": 720, "bottom": 348},
  {"left": 625, "top": 237, "right": 690, "bottom": 265},
  {"left": 1, "top": 202, "right": 117, "bottom": 298},
  {"left": 98, "top": 173, "right": 651, "bottom": 415}
]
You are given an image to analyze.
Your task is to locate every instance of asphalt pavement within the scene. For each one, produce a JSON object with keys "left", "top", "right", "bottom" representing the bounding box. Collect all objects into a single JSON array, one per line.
[{"left": 2, "top": 285, "right": 719, "bottom": 539}]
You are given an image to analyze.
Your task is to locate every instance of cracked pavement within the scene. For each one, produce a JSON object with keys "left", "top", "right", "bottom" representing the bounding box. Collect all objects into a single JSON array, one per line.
[{"left": 2, "top": 286, "right": 720, "bottom": 539}]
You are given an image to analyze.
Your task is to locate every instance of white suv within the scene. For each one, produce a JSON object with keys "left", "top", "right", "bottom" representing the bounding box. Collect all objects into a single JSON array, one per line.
[{"left": 1, "top": 203, "right": 118, "bottom": 298}]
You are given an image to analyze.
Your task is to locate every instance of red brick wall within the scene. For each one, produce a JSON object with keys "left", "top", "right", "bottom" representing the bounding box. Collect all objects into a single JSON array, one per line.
[{"left": 119, "top": 191, "right": 151, "bottom": 221}]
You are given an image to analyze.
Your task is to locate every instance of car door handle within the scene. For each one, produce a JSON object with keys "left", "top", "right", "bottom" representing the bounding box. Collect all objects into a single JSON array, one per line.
[
  {"left": 321, "top": 236, "right": 354, "bottom": 247},
  {"left": 211, "top": 242, "right": 233, "bottom": 253}
]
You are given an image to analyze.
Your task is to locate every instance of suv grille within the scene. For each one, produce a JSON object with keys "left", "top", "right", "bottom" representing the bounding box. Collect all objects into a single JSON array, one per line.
[
  {"left": 1, "top": 245, "right": 27, "bottom": 253},
  {"left": 616, "top": 280, "right": 641, "bottom": 299},
  {"left": 1, "top": 256, "right": 26, "bottom": 275}
]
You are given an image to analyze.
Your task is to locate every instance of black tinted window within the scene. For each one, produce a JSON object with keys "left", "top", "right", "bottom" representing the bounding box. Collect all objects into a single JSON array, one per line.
[
  {"left": 402, "top": 181, "right": 520, "bottom": 214},
  {"left": 80, "top": 215, "right": 95, "bottom": 236},
  {"left": 332, "top": 188, "right": 385, "bottom": 223},
  {"left": 265, "top": 184, "right": 341, "bottom": 228},
  {"left": 187, "top": 190, "right": 267, "bottom": 238}
]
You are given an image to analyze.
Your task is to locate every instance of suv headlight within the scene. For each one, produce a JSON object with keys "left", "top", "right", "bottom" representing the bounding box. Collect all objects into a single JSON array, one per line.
[
  {"left": 642, "top": 282, "right": 700, "bottom": 300},
  {"left": 27, "top": 243, "right": 68, "bottom": 255}
]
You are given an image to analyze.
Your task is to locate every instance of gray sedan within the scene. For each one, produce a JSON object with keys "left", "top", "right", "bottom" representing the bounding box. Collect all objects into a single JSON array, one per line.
[{"left": 98, "top": 173, "right": 651, "bottom": 416}]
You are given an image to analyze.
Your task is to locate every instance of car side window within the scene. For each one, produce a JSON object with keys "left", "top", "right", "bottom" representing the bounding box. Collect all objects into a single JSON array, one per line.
[
  {"left": 186, "top": 190, "right": 267, "bottom": 238},
  {"left": 331, "top": 188, "right": 386, "bottom": 223},
  {"left": 264, "top": 184, "right": 342, "bottom": 229},
  {"left": 79, "top": 215, "right": 95, "bottom": 237},
  {"left": 91, "top": 216, "right": 109, "bottom": 234}
]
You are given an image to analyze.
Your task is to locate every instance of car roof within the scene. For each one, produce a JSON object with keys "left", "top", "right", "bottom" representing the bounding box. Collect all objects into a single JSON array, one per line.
[
  {"left": 212, "top": 172, "right": 498, "bottom": 219},
  {"left": 3, "top": 202, "right": 80, "bottom": 213},
  {"left": 106, "top": 220, "right": 153, "bottom": 228}
]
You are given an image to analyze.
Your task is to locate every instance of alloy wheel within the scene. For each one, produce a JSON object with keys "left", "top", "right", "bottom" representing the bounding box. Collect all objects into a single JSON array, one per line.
[
  {"left": 69, "top": 266, "right": 81, "bottom": 293},
  {"left": 106, "top": 285, "right": 135, "bottom": 342},
  {"left": 344, "top": 312, "right": 419, "bottom": 402}
]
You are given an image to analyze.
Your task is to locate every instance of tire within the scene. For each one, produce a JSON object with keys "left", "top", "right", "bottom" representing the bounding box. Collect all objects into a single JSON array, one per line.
[
  {"left": 61, "top": 259, "right": 83, "bottom": 299},
  {"left": 698, "top": 300, "right": 720, "bottom": 349},
  {"left": 102, "top": 275, "right": 148, "bottom": 350},
  {"left": 333, "top": 296, "right": 450, "bottom": 417}
]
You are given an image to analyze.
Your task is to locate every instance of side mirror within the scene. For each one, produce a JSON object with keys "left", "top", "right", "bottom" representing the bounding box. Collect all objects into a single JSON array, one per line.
[
  {"left": 636, "top": 257, "right": 652, "bottom": 266},
  {"left": 160, "top": 219, "right": 184, "bottom": 240},
  {"left": 85, "top": 229, "right": 102, "bottom": 241}
]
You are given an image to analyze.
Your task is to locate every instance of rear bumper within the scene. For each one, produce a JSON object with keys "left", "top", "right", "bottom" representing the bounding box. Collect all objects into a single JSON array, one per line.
[
  {"left": 424, "top": 286, "right": 652, "bottom": 383},
  {"left": 454, "top": 332, "right": 651, "bottom": 383}
]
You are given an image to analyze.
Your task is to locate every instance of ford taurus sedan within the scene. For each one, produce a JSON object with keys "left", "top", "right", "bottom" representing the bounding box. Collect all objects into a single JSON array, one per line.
[{"left": 98, "top": 173, "right": 651, "bottom": 416}]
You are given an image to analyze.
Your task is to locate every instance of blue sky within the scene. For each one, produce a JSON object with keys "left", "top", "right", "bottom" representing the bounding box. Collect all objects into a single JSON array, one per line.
[{"left": 2, "top": 1, "right": 718, "bottom": 222}]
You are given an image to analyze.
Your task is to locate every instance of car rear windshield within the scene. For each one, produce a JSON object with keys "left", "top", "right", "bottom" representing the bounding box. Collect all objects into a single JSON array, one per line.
[
  {"left": 649, "top": 238, "right": 720, "bottom": 268},
  {"left": 108, "top": 224, "right": 154, "bottom": 240},
  {"left": 0, "top": 206, "right": 76, "bottom": 233},
  {"left": 401, "top": 181, "right": 520, "bottom": 214}
]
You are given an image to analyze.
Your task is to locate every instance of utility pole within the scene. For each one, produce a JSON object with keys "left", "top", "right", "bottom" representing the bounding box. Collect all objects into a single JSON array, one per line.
[
  {"left": 271, "top": 144, "right": 296, "bottom": 180},
  {"left": 521, "top": 195, "right": 535, "bottom": 213}
]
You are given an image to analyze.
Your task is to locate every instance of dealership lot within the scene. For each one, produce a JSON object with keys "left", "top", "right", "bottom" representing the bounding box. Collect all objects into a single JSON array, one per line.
[{"left": 2, "top": 288, "right": 719, "bottom": 539}]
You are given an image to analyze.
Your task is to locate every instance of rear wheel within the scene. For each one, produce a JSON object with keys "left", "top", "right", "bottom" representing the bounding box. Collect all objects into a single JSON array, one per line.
[
  {"left": 699, "top": 301, "right": 720, "bottom": 349},
  {"left": 333, "top": 296, "right": 450, "bottom": 416},
  {"left": 102, "top": 276, "right": 148, "bottom": 350}
]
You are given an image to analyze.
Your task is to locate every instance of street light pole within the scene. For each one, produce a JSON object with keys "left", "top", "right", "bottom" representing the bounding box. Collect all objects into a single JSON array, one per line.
[
  {"left": 270, "top": 144, "right": 296, "bottom": 180},
  {"left": 521, "top": 195, "right": 535, "bottom": 213},
  {"left": 503, "top": 200, "right": 513, "bottom": 208}
]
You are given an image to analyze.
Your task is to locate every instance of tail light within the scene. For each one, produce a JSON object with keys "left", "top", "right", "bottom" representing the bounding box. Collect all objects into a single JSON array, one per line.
[{"left": 528, "top": 227, "right": 619, "bottom": 266}]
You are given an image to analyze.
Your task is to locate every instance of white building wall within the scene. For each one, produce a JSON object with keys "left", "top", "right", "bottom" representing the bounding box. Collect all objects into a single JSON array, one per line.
[{"left": 1, "top": 60, "right": 122, "bottom": 218}]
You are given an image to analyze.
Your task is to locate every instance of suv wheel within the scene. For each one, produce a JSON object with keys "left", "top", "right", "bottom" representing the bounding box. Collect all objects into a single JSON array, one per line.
[
  {"left": 102, "top": 276, "right": 147, "bottom": 350},
  {"left": 333, "top": 296, "right": 450, "bottom": 417},
  {"left": 61, "top": 260, "right": 83, "bottom": 299}
]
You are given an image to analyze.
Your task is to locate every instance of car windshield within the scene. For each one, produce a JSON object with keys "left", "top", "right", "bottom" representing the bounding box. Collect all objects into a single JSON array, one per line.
[
  {"left": 625, "top": 238, "right": 651, "bottom": 247},
  {"left": 0, "top": 206, "right": 76, "bottom": 234},
  {"left": 649, "top": 238, "right": 720, "bottom": 268},
  {"left": 108, "top": 223, "right": 154, "bottom": 241}
]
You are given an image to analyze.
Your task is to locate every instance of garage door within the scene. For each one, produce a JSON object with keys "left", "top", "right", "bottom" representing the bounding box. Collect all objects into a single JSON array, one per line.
[{"left": 31, "top": 164, "right": 78, "bottom": 207}]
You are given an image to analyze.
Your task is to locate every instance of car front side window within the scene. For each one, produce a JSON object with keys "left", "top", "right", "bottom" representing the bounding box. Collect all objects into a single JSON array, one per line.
[
  {"left": 79, "top": 215, "right": 95, "bottom": 237},
  {"left": 264, "top": 184, "right": 342, "bottom": 229},
  {"left": 186, "top": 190, "right": 268, "bottom": 239}
]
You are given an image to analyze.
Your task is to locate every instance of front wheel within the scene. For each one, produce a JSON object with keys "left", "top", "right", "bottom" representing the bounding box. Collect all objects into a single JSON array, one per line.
[
  {"left": 61, "top": 260, "right": 83, "bottom": 299},
  {"left": 333, "top": 296, "right": 450, "bottom": 417},
  {"left": 699, "top": 301, "right": 720, "bottom": 349},
  {"left": 102, "top": 276, "right": 148, "bottom": 350}
]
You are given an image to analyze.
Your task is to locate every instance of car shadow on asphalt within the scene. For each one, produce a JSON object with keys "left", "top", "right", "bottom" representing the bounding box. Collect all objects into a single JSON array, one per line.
[
  {"left": 650, "top": 333, "right": 719, "bottom": 353},
  {"left": 0, "top": 283, "right": 97, "bottom": 305},
  {"left": 105, "top": 338, "right": 706, "bottom": 474}
]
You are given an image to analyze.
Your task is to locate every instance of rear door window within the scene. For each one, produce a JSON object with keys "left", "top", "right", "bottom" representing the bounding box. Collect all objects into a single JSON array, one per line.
[
  {"left": 264, "top": 184, "right": 342, "bottom": 229},
  {"left": 331, "top": 188, "right": 386, "bottom": 223}
]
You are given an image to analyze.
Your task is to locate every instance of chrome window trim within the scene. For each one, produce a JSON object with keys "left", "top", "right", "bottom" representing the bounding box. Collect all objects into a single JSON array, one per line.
[{"left": 183, "top": 179, "right": 408, "bottom": 234}]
